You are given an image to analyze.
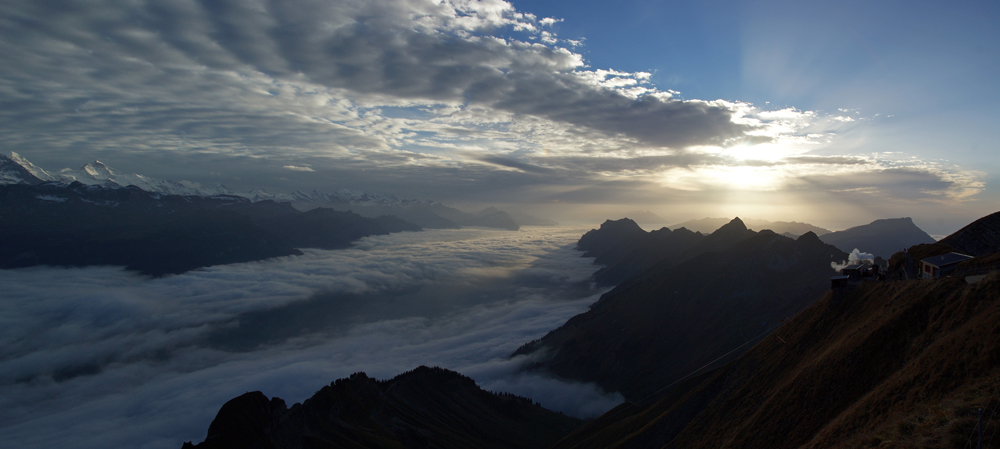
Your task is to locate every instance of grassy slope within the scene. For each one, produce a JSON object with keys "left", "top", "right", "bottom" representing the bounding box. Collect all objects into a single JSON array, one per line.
[{"left": 553, "top": 273, "right": 1000, "bottom": 449}]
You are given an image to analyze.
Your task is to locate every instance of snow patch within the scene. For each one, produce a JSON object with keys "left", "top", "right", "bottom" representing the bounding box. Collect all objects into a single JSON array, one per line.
[{"left": 35, "top": 195, "right": 67, "bottom": 202}]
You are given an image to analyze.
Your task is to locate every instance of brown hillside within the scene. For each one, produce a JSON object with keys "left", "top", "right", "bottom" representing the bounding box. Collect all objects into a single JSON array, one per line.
[{"left": 552, "top": 273, "right": 1000, "bottom": 449}]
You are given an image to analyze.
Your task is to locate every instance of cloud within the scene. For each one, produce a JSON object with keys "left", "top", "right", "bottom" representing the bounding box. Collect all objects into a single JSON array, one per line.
[
  {"left": 282, "top": 165, "right": 315, "bottom": 172},
  {"left": 793, "top": 166, "right": 984, "bottom": 202},
  {"left": 784, "top": 156, "right": 868, "bottom": 165},
  {"left": 0, "top": 0, "right": 987, "bottom": 227},
  {"left": 0, "top": 0, "right": 756, "bottom": 170},
  {"left": 471, "top": 154, "right": 555, "bottom": 174},
  {"left": 0, "top": 227, "right": 621, "bottom": 448}
]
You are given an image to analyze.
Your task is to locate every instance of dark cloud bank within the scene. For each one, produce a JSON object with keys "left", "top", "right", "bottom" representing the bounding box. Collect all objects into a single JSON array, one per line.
[{"left": 0, "top": 227, "right": 623, "bottom": 449}]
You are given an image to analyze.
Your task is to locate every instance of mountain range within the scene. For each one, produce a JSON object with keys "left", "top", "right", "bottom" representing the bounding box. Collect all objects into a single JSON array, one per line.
[
  {"left": 669, "top": 216, "right": 937, "bottom": 259},
  {"left": 515, "top": 218, "right": 848, "bottom": 400},
  {"left": 670, "top": 217, "right": 833, "bottom": 237},
  {"left": 0, "top": 152, "right": 549, "bottom": 230}
]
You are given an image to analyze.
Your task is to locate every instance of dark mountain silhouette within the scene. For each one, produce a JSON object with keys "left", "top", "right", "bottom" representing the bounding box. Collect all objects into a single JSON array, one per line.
[
  {"left": 576, "top": 218, "right": 769, "bottom": 287},
  {"left": 0, "top": 182, "right": 420, "bottom": 276},
  {"left": 819, "top": 217, "right": 936, "bottom": 259},
  {"left": 590, "top": 226, "right": 705, "bottom": 286},
  {"left": 576, "top": 218, "right": 652, "bottom": 266},
  {"left": 550, "top": 271, "right": 1000, "bottom": 449},
  {"left": 182, "top": 366, "right": 581, "bottom": 449},
  {"left": 514, "top": 222, "right": 847, "bottom": 400}
]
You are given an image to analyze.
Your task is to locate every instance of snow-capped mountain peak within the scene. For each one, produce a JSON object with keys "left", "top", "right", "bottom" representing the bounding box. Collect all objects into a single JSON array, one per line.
[
  {"left": 1, "top": 152, "right": 422, "bottom": 206},
  {"left": 81, "top": 161, "right": 115, "bottom": 179},
  {"left": 10, "top": 152, "right": 57, "bottom": 182}
]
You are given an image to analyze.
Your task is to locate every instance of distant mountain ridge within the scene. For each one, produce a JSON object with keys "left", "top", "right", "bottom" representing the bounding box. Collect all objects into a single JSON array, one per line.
[
  {"left": 670, "top": 217, "right": 832, "bottom": 236},
  {"left": 668, "top": 215, "right": 938, "bottom": 260},
  {"left": 0, "top": 152, "right": 544, "bottom": 230},
  {"left": 0, "top": 182, "right": 420, "bottom": 276},
  {"left": 183, "top": 366, "right": 581, "bottom": 449},
  {"left": 818, "top": 217, "right": 936, "bottom": 259}
]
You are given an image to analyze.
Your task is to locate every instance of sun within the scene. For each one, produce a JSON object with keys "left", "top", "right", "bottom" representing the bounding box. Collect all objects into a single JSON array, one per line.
[{"left": 657, "top": 165, "right": 785, "bottom": 192}]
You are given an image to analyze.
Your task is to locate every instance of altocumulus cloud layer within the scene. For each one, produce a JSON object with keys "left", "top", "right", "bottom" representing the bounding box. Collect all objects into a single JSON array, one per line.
[
  {"left": 0, "top": 227, "right": 622, "bottom": 449},
  {"left": 0, "top": 0, "right": 982, "bottom": 218}
]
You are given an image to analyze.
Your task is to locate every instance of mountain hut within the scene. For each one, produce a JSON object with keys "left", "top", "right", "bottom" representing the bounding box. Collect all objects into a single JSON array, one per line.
[{"left": 920, "top": 252, "right": 974, "bottom": 279}]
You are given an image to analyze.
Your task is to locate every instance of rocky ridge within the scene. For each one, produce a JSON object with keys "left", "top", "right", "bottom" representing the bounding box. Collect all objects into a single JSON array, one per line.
[{"left": 183, "top": 366, "right": 581, "bottom": 449}]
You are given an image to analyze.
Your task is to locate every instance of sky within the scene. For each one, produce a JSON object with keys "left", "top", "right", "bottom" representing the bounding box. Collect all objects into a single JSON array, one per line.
[
  {"left": 0, "top": 227, "right": 624, "bottom": 449},
  {"left": 2, "top": 0, "right": 998, "bottom": 234}
]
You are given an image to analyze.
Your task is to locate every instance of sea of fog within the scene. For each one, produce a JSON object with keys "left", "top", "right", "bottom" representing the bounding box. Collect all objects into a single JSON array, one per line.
[{"left": 0, "top": 226, "right": 622, "bottom": 449}]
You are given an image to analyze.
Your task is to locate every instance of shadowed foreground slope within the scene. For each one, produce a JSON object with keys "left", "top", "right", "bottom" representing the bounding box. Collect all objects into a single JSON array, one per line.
[
  {"left": 183, "top": 366, "right": 581, "bottom": 449},
  {"left": 552, "top": 273, "right": 1000, "bottom": 449}
]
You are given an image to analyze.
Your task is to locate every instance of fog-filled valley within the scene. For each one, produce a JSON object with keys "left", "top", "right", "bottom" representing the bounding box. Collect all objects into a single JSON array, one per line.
[{"left": 0, "top": 227, "right": 625, "bottom": 449}]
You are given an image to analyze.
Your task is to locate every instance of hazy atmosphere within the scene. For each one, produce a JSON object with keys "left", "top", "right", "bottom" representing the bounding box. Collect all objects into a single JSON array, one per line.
[{"left": 2, "top": 0, "right": 998, "bottom": 233}]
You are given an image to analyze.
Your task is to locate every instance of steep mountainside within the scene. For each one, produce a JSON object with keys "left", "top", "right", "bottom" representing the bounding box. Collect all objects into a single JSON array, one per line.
[
  {"left": 183, "top": 366, "right": 581, "bottom": 449},
  {"left": 514, "top": 227, "right": 847, "bottom": 400},
  {"left": 552, "top": 273, "right": 1000, "bottom": 449},
  {"left": 939, "top": 210, "right": 1000, "bottom": 256},
  {"left": 0, "top": 152, "right": 47, "bottom": 185},
  {"left": 819, "top": 217, "right": 936, "bottom": 259},
  {"left": 0, "top": 183, "right": 419, "bottom": 276}
]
